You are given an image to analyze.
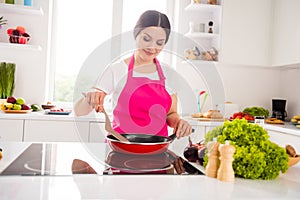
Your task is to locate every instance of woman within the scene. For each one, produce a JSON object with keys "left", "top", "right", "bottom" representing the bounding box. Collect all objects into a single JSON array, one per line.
[{"left": 75, "top": 10, "right": 192, "bottom": 139}]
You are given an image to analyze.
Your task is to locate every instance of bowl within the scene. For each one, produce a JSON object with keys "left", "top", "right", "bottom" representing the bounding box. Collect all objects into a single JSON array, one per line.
[
  {"left": 288, "top": 154, "right": 300, "bottom": 167},
  {"left": 42, "top": 104, "right": 56, "bottom": 110},
  {"left": 9, "top": 34, "right": 30, "bottom": 44}
]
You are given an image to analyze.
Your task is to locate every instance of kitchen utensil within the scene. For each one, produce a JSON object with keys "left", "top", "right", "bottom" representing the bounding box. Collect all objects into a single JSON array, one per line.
[
  {"left": 106, "top": 132, "right": 178, "bottom": 155},
  {"left": 41, "top": 104, "right": 56, "bottom": 110},
  {"left": 102, "top": 110, "right": 129, "bottom": 142},
  {"left": 200, "top": 93, "right": 208, "bottom": 112},
  {"left": 1, "top": 109, "right": 32, "bottom": 114},
  {"left": 102, "top": 104, "right": 182, "bottom": 154},
  {"left": 197, "top": 90, "right": 206, "bottom": 112},
  {"left": 288, "top": 155, "right": 300, "bottom": 167}
]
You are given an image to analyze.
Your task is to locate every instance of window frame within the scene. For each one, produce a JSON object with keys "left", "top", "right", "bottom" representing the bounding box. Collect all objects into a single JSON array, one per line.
[{"left": 48, "top": 0, "right": 175, "bottom": 106}]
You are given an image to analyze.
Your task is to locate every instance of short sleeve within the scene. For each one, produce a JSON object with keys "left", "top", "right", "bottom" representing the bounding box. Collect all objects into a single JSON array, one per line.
[
  {"left": 94, "top": 66, "right": 114, "bottom": 95},
  {"left": 161, "top": 63, "right": 181, "bottom": 95}
]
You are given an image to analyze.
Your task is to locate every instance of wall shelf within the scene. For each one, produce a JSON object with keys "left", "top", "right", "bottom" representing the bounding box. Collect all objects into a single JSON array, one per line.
[
  {"left": 185, "top": 32, "right": 219, "bottom": 39},
  {"left": 0, "top": 3, "right": 44, "bottom": 16},
  {"left": 182, "top": 60, "right": 218, "bottom": 65},
  {"left": 184, "top": 3, "right": 221, "bottom": 13},
  {"left": 0, "top": 42, "right": 42, "bottom": 51}
]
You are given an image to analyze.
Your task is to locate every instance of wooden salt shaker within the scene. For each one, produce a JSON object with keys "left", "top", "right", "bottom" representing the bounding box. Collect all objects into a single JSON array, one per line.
[
  {"left": 205, "top": 138, "right": 220, "bottom": 178},
  {"left": 217, "top": 140, "right": 236, "bottom": 182}
]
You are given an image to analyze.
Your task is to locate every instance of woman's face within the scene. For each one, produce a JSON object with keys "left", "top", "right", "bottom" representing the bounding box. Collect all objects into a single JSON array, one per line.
[{"left": 136, "top": 26, "right": 167, "bottom": 62}]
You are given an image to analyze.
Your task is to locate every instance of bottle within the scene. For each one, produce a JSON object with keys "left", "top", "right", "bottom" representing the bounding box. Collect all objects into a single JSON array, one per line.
[
  {"left": 205, "top": 138, "right": 219, "bottom": 178},
  {"left": 208, "top": 21, "right": 214, "bottom": 34},
  {"left": 217, "top": 140, "right": 235, "bottom": 182},
  {"left": 24, "top": 0, "right": 32, "bottom": 6}
]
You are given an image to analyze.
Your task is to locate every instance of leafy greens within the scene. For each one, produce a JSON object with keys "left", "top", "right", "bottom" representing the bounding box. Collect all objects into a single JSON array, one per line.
[{"left": 204, "top": 119, "right": 288, "bottom": 179}]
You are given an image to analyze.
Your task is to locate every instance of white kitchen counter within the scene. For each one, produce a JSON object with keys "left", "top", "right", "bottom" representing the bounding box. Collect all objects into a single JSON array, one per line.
[
  {"left": 2, "top": 112, "right": 299, "bottom": 137},
  {"left": 0, "top": 110, "right": 105, "bottom": 122},
  {"left": 0, "top": 142, "right": 299, "bottom": 200},
  {"left": 185, "top": 117, "right": 300, "bottom": 137}
]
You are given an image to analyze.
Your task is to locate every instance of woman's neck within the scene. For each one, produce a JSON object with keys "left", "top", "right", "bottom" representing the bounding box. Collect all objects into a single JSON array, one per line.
[{"left": 134, "top": 54, "right": 154, "bottom": 66}]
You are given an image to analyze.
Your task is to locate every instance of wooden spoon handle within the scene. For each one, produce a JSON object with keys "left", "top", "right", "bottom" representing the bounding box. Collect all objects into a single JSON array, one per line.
[{"left": 102, "top": 110, "right": 129, "bottom": 142}]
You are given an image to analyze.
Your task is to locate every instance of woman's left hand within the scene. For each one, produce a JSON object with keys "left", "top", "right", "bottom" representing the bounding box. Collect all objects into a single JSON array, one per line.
[{"left": 174, "top": 119, "right": 192, "bottom": 138}]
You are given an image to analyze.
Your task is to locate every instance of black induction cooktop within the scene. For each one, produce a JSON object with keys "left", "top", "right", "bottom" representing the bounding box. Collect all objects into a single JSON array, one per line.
[{"left": 1, "top": 143, "right": 204, "bottom": 176}]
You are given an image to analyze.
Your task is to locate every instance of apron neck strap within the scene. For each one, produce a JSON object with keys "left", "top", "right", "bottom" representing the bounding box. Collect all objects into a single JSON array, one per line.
[{"left": 128, "top": 54, "right": 165, "bottom": 80}]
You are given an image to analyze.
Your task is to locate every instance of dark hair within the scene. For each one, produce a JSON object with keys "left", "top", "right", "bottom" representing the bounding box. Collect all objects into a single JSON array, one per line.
[{"left": 133, "top": 10, "right": 171, "bottom": 44}]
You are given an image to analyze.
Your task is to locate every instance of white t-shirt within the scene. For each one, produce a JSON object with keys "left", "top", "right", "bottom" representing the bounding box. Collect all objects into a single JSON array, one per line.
[{"left": 94, "top": 60, "right": 181, "bottom": 108}]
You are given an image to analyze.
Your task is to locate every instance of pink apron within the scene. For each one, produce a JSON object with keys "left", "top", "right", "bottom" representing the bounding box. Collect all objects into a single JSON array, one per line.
[{"left": 112, "top": 55, "right": 172, "bottom": 137}]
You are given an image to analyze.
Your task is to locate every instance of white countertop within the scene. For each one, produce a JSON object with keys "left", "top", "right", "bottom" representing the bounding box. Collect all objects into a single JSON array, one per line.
[
  {"left": 1, "top": 111, "right": 300, "bottom": 137},
  {"left": 0, "top": 142, "right": 299, "bottom": 200},
  {"left": 0, "top": 110, "right": 105, "bottom": 122},
  {"left": 185, "top": 117, "right": 300, "bottom": 137}
]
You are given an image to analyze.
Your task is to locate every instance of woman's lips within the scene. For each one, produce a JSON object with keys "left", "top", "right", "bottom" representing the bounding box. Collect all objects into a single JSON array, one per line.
[{"left": 143, "top": 50, "right": 155, "bottom": 56}]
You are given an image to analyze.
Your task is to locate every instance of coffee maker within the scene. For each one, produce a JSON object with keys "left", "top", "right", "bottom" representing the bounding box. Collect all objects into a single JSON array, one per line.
[{"left": 271, "top": 99, "right": 287, "bottom": 121}]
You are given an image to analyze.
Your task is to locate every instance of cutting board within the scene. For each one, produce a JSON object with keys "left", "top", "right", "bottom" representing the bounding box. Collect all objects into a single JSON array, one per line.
[{"left": 192, "top": 117, "right": 226, "bottom": 122}]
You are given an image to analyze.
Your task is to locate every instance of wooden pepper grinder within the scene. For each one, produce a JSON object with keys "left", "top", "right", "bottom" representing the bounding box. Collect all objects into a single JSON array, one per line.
[
  {"left": 217, "top": 140, "right": 236, "bottom": 182},
  {"left": 205, "top": 138, "right": 220, "bottom": 178}
]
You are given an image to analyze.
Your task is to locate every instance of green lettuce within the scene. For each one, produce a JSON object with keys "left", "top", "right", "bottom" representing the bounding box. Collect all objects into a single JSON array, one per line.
[{"left": 204, "top": 119, "right": 288, "bottom": 179}]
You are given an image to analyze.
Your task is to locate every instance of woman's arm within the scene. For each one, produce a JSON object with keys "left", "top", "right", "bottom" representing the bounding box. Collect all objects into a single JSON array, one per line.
[{"left": 166, "top": 94, "right": 192, "bottom": 138}]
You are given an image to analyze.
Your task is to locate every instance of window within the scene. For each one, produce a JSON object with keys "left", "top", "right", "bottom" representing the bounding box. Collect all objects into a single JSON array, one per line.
[
  {"left": 50, "top": 0, "right": 171, "bottom": 103},
  {"left": 50, "top": 0, "right": 113, "bottom": 103}
]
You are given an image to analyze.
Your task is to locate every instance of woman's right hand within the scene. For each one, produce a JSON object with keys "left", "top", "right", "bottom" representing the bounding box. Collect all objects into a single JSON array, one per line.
[{"left": 84, "top": 90, "right": 106, "bottom": 112}]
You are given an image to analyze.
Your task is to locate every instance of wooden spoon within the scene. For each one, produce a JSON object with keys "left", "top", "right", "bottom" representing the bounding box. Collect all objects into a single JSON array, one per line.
[
  {"left": 102, "top": 110, "right": 129, "bottom": 142},
  {"left": 81, "top": 92, "right": 128, "bottom": 142}
]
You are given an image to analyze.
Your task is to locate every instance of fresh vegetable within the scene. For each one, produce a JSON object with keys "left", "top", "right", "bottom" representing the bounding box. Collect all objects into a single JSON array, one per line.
[
  {"left": 243, "top": 106, "right": 269, "bottom": 118},
  {"left": 0, "top": 62, "right": 15, "bottom": 99},
  {"left": 31, "top": 104, "right": 41, "bottom": 112},
  {"left": 204, "top": 119, "right": 288, "bottom": 180},
  {"left": 230, "top": 112, "right": 254, "bottom": 121}
]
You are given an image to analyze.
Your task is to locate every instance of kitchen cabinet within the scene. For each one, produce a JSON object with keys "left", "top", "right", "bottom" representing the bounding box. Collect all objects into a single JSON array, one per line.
[
  {"left": 0, "top": 119, "right": 23, "bottom": 141},
  {"left": 89, "top": 122, "right": 106, "bottom": 142},
  {"left": 268, "top": 130, "right": 300, "bottom": 150},
  {"left": 23, "top": 120, "right": 89, "bottom": 142},
  {"left": 221, "top": 0, "right": 272, "bottom": 66},
  {"left": 271, "top": 0, "right": 300, "bottom": 66}
]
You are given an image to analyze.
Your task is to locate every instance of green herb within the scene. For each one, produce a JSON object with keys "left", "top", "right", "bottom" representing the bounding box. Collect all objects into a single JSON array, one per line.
[
  {"left": 204, "top": 119, "right": 289, "bottom": 179},
  {"left": 243, "top": 106, "right": 270, "bottom": 118},
  {"left": 0, "top": 62, "right": 16, "bottom": 99},
  {"left": 0, "top": 16, "right": 8, "bottom": 27}
]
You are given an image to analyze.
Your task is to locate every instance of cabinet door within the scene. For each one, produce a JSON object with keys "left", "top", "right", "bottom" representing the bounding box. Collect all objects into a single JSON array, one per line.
[
  {"left": 268, "top": 130, "right": 300, "bottom": 150},
  {"left": 221, "top": 0, "right": 272, "bottom": 66},
  {"left": 0, "top": 119, "right": 24, "bottom": 141},
  {"left": 89, "top": 122, "right": 107, "bottom": 143},
  {"left": 23, "top": 120, "right": 89, "bottom": 142}
]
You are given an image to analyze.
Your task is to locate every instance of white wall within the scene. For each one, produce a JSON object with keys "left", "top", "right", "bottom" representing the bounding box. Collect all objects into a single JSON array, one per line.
[
  {"left": 279, "top": 65, "right": 300, "bottom": 118},
  {"left": 177, "top": 61, "right": 300, "bottom": 119}
]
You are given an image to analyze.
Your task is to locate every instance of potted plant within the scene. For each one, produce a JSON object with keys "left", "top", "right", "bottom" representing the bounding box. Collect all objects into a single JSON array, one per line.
[
  {"left": 0, "top": 16, "right": 7, "bottom": 29},
  {"left": 0, "top": 62, "right": 16, "bottom": 100}
]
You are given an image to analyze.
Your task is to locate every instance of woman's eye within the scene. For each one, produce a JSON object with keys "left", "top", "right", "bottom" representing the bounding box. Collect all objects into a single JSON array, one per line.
[
  {"left": 156, "top": 41, "right": 164, "bottom": 46},
  {"left": 143, "top": 36, "right": 150, "bottom": 42}
]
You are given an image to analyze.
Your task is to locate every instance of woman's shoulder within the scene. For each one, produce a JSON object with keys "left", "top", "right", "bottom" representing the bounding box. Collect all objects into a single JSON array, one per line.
[{"left": 109, "top": 59, "right": 127, "bottom": 69}]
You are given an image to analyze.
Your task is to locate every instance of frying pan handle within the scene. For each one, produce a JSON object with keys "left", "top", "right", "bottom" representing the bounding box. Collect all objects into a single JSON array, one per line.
[{"left": 169, "top": 128, "right": 195, "bottom": 143}]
